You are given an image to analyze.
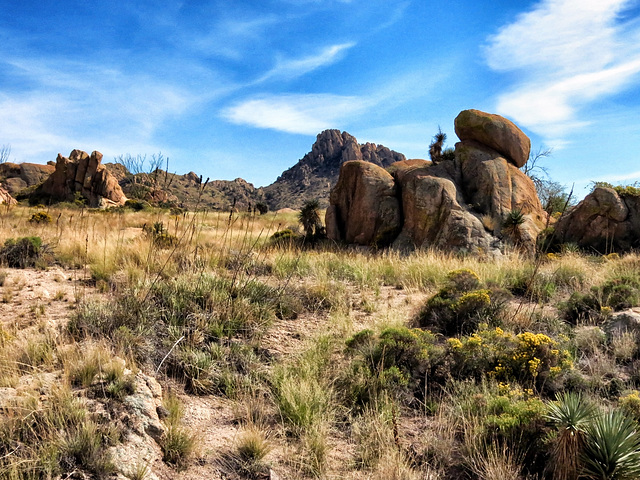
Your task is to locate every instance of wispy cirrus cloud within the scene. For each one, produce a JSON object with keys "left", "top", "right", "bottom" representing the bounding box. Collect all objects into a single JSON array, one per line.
[
  {"left": 485, "top": 0, "right": 640, "bottom": 141},
  {"left": 222, "top": 93, "right": 372, "bottom": 134},
  {"left": 256, "top": 42, "right": 355, "bottom": 82},
  {"left": 0, "top": 54, "right": 208, "bottom": 163}
]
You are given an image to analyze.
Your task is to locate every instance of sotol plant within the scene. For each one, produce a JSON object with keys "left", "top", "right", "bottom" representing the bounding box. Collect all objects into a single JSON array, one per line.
[
  {"left": 581, "top": 410, "right": 640, "bottom": 480},
  {"left": 545, "top": 392, "right": 596, "bottom": 480}
]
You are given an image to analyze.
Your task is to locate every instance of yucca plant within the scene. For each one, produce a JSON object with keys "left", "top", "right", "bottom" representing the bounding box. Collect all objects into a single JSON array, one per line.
[
  {"left": 581, "top": 410, "right": 640, "bottom": 480},
  {"left": 298, "top": 199, "right": 323, "bottom": 239},
  {"left": 429, "top": 127, "right": 446, "bottom": 163},
  {"left": 545, "top": 392, "right": 596, "bottom": 480},
  {"left": 503, "top": 209, "right": 526, "bottom": 245}
]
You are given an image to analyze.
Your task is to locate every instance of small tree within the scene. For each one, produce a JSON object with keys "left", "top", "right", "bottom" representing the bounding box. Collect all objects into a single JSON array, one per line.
[{"left": 0, "top": 144, "right": 11, "bottom": 164}]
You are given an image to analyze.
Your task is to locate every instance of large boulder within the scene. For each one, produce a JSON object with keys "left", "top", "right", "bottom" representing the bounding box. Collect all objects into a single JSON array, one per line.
[
  {"left": 391, "top": 163, "right": 498, "bottom": 254},
  {"left": 38, "top": 150, "right": 127, "bottom": 207},
  {"left": 454, "top": 109, "right": 531, "bottom": 168},
  {"left": 327, "top": 161, "right": 402, "bottom": 246},
  {"left": 549, "top": 187, "right": 640, "bottom": 252}
]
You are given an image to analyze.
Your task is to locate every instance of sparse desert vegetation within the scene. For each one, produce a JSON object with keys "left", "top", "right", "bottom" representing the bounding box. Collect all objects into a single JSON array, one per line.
[{"left": 1, "top": 200, "right": 640, "bottom": 479}]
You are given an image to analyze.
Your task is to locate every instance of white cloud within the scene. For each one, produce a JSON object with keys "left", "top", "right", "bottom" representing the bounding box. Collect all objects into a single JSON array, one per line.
[
  {"left": 256, "top": 42, "right": 355, "bottom": 82},
  {"left": 221, "top": 94, "right": 372, "bottom": 134},
  {"left": 0, "top": 56, "right": 205, "bottom": 163},
  {"left": 485, "top": 0, "right": 640, "bottom": 141}
]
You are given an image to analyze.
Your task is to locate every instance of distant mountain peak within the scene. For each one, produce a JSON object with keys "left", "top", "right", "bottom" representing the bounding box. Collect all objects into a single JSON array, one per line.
[{"left": 264, "top": 130, "right": 406, "bottom": 210}]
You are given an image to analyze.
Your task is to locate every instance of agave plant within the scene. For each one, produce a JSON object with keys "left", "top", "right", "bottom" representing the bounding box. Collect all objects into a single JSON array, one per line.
[
  {"left": 581, "top": 410, "right": 640, "bottom": 480},
  {"left": 545, "top": 392, "right": 596, "bottom": 480}
]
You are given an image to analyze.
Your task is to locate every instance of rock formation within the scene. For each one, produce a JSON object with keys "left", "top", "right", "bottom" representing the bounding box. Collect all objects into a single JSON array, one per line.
[
  {"left": 547, "top": 187, "right": 640, "bottom": 253},
  {"left": 262, "top": 129, "right": 405, "bottom": 210},
  {"left": 38, "top": 150, "right": 127, "bottom": 207},
  {"left": 0, "top": 162, "right": 55, "bottom": 195},
  {"left": 326, "top": 109, "right": 546, "bottom": 255}
]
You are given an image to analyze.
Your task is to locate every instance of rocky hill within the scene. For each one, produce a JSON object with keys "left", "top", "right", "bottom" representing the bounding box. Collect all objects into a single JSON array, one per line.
[
  {"left": 2, "top": 130, "right": 405, "bottom": 211},
  {"left": 261, "top": 129, "right": 406, "bottom": 210}
]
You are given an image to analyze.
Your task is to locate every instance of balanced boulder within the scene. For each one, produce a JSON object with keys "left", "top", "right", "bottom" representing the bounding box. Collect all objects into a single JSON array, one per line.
[{"left": 454, "top": 109, "right": 530, "bottom": 168}]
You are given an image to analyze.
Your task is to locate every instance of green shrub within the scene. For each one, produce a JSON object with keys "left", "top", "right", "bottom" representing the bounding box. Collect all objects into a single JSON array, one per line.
[
  {"left": 344, "top": 326, "right": 441, "bottom": 406},
  {"left": 563, "top": 291, "right": 602, "bottom": 325},
  {"left": 417, "top": 269, "right": 510, "bottom": 335},
  {"left": 0, "top": 236, "right": 51, "bottom": 268},
  {"left": 125, "top": 199, "right": 151, "bottom": 211}
]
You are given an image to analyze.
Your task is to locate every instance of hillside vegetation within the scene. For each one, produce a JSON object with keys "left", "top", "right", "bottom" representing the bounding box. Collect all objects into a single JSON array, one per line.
[{"left": 1, "top": 203, "right": 640, "bottom": 479}]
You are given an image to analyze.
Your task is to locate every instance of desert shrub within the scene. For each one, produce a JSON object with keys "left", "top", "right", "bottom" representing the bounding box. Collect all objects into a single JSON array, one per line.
[
  {"left": 144, "top": 221, "right": 178, "bottom": 249},
  {"left": 255, "top": 202, "right": 269, "bottom": 215},
  {"left": 619, "top": 391, "right": 640, "bottom": 422},
  {"left": 29, "top": 210, "right": 52, "bottom": 223},
  {"left": 0, "top": 236, "right": 52, "bottom": 268},
  {"left": 563, "top": 291, "right": 602, "bottom": 325},
  {"left": 596, "top": 275, "right": 640, "bottom": 311},
  {"left": 417, "top": 269, "right": 510, "bottom": 335},
  {"left": 125, "top": 199, "right": 151, "bottom": 211},
  {"left": 447, "top": 326, "right": 572, "bottom": 391},
  {"left": 344, "top": 326, "right": 442, "bottom": 406}
]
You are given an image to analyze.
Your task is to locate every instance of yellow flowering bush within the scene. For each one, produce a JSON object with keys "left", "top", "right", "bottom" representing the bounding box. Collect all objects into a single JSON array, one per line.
[
  {"left": 620, "top": 390, "right": 640, "bottom": 421},
  {"left": 447, "top": 326, "right": 572, "bottom": 391}
]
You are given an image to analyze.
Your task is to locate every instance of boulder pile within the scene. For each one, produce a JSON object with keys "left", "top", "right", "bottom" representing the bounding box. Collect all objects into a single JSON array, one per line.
[
  {"left": 37, "top": 149, "right": 127, "bottom": 207},
  {"left": 326, "top": 109, "right": 546, "bottom": 255},
  {"left": 548, "top": 186, "right": 640, "bottom": 253}
]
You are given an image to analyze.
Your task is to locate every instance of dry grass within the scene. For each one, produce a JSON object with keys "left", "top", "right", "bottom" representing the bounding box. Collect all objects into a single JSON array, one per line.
[{"left": 1, "top": 204, "right": 640, "bottom": 479}]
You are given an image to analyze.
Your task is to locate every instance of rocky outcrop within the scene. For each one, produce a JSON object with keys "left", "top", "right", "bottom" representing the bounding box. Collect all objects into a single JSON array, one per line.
[
  {"left": 327, "top": 110, "right": 545, "bottom": 255},
  {"left": 548, "top": 187, "right": 640, "bottom": 253},
  {"left": 38, "top": 150, "right": 127, "bottom": 207},
  {"left": 454, "top": 109, "right": 531, "bottom": 168},
  {"left": 0, "top": 162, "right": 55, "bottom": 194},
  {"left": 262, "top": 129, "right": 405, "bottom": 210}
]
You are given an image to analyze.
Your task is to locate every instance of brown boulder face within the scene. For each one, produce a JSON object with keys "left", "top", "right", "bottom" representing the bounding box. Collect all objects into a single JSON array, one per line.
[
  {"left": 39, "top": 150, "right": 127, "bottom": 207},
  {"left": 551, "top": 187, "right": 640, "bottom": 252},
  {"left": 456, "top": 140, "right": 545, "bottom": 227},
  {"left": 392, "top": 167, "right": 498, "bottom": 254},
  {"left": 454, "top": 109, "right": 531, "bottom": 168},
  {"left": 326, "top": 160, "right": 401, "bottom": 246},
  {"left": 0, "top": 185, "right": 16, "bottom": 205},
  {"left": 0, "top": 162, "right": 55, "bottom": 194}
]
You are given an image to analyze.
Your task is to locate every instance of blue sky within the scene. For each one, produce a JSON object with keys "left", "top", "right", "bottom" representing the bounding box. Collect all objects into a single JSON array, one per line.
[{"left": 1, "top": 0, "right": 640, "bottom": 199}]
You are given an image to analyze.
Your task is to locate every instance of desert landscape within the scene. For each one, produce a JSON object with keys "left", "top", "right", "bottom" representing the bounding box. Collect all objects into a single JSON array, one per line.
[{"left": 1, "top": 108, "right": 640, "bottom": 480}]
